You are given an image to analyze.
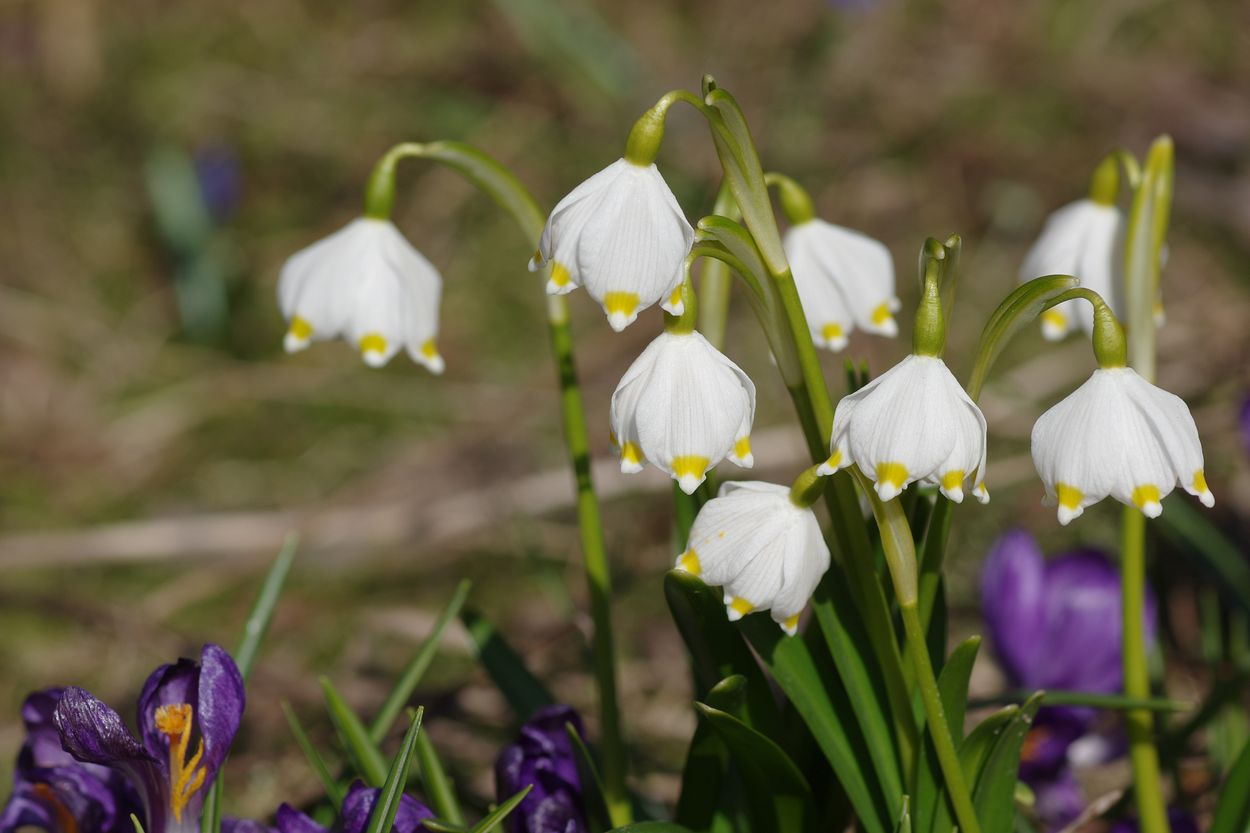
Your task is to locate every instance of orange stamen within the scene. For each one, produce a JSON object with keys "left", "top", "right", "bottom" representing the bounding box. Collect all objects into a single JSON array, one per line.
[{"left": 154, "top": 703, "right": 207, "bottom": 822}]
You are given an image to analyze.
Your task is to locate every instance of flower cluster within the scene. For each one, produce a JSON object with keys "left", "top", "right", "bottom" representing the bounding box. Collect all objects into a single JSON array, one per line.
[{"left": 494, "top": 705, "right": 588, "bottom": 833}]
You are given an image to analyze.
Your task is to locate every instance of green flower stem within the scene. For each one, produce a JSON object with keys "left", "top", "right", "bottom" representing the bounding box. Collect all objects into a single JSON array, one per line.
[
  {"left": 363, "top": 141, "right": 631, "bottom": 826},
  {"left": 1120, "top": 136, "right": 1174, "bottom": 833},
  {"left": 696, "top": 183, "right": 740, "bottom": 350},
  {"left": 854, "top": 470, "right": 981, "bottom": 833}
]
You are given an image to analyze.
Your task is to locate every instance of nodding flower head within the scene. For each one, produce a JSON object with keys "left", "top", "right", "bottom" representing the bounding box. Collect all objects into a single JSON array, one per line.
[
  {"left": 822, "top": 354, "right": 988, "bottom": 504},
  {"left": 676, "top": 481, "right": 830, "bottom": 635},
  {"left": 1020, "top": 197, "right": 1124, "bottom": 341},
  {"left": 530, "top": 159, "right": 693, "bottom": 332},
  {"left": 610, "top": 330, "right": 755, "bottom": 494},
  {"left": 783, "top": 219, "right": 899, "bottom": 352},
  {"left": 1031, "top": 366, "right": 1212, "bottom": 524},
  {"left": 51, "top": 644, "right": 244, "bottom": 833},
  {"left": 278, "top": 218, "right": 445, "bottom": 373}
]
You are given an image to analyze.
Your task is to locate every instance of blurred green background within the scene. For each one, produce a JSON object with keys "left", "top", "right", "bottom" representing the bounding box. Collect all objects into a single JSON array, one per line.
[{"left": 2, "top": 0, "right": 1249, "bottom": 821}]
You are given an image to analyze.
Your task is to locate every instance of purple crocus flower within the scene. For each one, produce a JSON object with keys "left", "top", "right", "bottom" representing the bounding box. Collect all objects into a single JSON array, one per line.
[
  {"left": 273, "top": 781, "right": 433, "bottom": 833},
  {"left": 51, "top": 644, "right": 245, "bottom": 833},
  {"left": 1, "top": 689, "right": 139, "bottom": 833},
  {"left": 1110, "top": 808, "right": 1201, "bottom": 833},
  {"left": 494, "top": 705, "right": 587, "bottom": 833},
  {"left": 194, "top": 145, "right": 242, "bottom": 223},
  {"left": 981, "top": 530, "right": 1158, "bottom": 830},
  {"left": 1241, "top": 395, "right": 1250, "bottom": 458}
]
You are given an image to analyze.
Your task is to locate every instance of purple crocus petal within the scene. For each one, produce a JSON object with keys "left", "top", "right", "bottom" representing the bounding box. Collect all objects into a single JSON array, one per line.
[
  {"left": 136, "top": 644, "right": 245, "bottom": 780},
  {"left": 55, "top": 687, "right": 172, "bottom": 833},
  {"left": 1017, "top": 708, "right": 1089, "bottom": 784},
  {"left": 1240, "top": 395, "right": 1250, "bottom": 457},
  {"left": 0, "top": 783, "right": 58, "bottom": 833},
  {"left": 495, "top": 705, "right": 587, "bottom": 833},
  {"left": 1110, "top": 808, "right": 1201, "bottom": 833},
  {"left": 274, "top": 805, "right": 326, "bottom": 833},
  {"left": 1031, "top": 768, "right": 1085, "bottom": 832},
  {"left": 980, "top": 530, "right": 1046, "bottom": 685},
  {"left": 1030, "top": 551, "right": 1127, "bottom": 692},
  {"left": 18, "top": 689, "right": 74, "bottom": 773},
  {"left": 222, "top": 818, "right": 277, "bottom": 833},
  {"left": 337, "top": 781, "right": 434, "bottom": 833}
]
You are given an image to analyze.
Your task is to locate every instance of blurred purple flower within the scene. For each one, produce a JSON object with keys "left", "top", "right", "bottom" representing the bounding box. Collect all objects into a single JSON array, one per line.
[
  {"left": 0, "top": 689, "right": 139, "bottom": 833},
  {"left": 52, "top": 644, "right": 245, "bottom": 833},
  {"left": 1241, "top": 395, "right": 1250, "bottom": 457},
  {"left": 194, "top": 145, "right": 241, "bottom": 222},
  {"left": 981, "top": 530, "right": 1159, "bottom": 831},
  {"left": 273, "top": 781, "right": 432, "bottom": 833},
  {"left": 495, "top": 705, "right": 587, "bottom": 833},
  {"left": 1110, "top": 808, "right": 1201, "bottom": 833}
]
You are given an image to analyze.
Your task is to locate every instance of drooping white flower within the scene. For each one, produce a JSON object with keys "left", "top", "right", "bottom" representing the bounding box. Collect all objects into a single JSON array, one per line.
[
  {"left": 1031, "top": 366, "right": 1213, "bottom": 524},
  {"left": 278, "top": 217, "right": 444, "bottom": 372},
  {"left": 676, "top": 481, "right": 830, "bottom": 635},
  {"left": 610, "top": 330, "right": 755, "bottom": 494},
  {"left": 1020, "top": 199, "right": 1124, "bottom": 341},
  {"left": 821, "top": 354, "right": 989, "bottom": 503},
  {"left": 529, "top": 159, "right": 694, "bottom": 332},
  {"left": 783, "top": 219, "right": 900, "bottom": 351}
]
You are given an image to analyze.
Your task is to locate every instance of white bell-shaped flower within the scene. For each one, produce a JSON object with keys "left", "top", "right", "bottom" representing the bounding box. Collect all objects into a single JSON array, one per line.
[
  {"left": 278, "top": 218, "right": 444, "bottom": 372},
  {"left": 783, "top": 219, "right": 900, "bottom": 351},
  {"left": 676, "top": 481, "right": 830, "bottom": 635},
  {"left": 821, "top": 354, "right": 989, "bottom": 503},
  {"left": 1020, "top": 199, "right": 1124, "bottom": 341},
  {"left": 1031, "top": 367, "right": 1213, "bottom": 524},
  {"left": 529, "top": 159, "right": 694, "bottom": 332},
  {"left": 610, "top": 330, "right": 755, "bottom": 494}
]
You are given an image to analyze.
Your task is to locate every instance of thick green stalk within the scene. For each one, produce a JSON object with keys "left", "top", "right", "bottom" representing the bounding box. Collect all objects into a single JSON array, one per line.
[
  {"left": 696, "top": 183, "right": 739, "bottom": 350},
  {"left": 364, "top": 142, "right": 630, "bottom": 825}
]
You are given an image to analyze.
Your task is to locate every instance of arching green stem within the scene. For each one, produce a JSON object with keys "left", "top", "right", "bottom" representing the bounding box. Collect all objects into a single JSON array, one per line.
[{"left": 361, "top": 141, "right": 631, "bottom": 826}]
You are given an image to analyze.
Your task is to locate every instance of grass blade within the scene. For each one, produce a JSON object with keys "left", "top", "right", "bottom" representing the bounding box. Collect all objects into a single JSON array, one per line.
[
  {"left": 1210, "top": 735, "right": 1250, "bottom": 833},
  {"left": 916, "top": 637, "right": 980, "bottom": 833},
  {"left": 369, "top": 579, "right": 472, "bottom": 744},
  {"left": 282, "top": 701, "right": 346, "bottom": 810},
  {"left": 414, "top": 729, "right": 463, "bottom": 825},
  {"left": 461, "top": 609, "right": 554, "bottom": 720},
  {"left": 467, "top": 786, "right": 532, "bottom": 833},
  {"left": 971, "top": 693, "right": 1043, "bottom": 832},
  {"left": 364, "top": 708, "right": 424, "bottom": 833},
  {"left": 320, "top": 676, "right": 388, "bottom": 787}
]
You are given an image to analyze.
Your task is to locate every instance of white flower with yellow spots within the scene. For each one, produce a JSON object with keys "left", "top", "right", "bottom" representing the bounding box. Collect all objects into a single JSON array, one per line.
[
  {"left": 529, "top": 159, "right": 693, "bottom": 332},
  {"left": 676, "top": 481, "right": 830, "bottom": 635},
  {"left": 821, "top": 354, "right": 989, "bottom": 503},
  {"left": 278, "top": 218, "right": 444, "bottom": 372},
  {"left": 610, "top": 330, "right": 755, "bottom": 494},
  {"left": 1020, "top": 198, "right": 1124, "bottom": 341},
  {"left": 783, "top": 219, "right": 900, "bottom": 351},
  {"left": 1031, "top": 367, "right": 1213, "bottom": 524}
]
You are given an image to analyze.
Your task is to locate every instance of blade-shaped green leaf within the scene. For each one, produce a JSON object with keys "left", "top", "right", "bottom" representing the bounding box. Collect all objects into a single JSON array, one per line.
[
  {"left": 969, "top": 690, "right": 1188, "bottom": 712},
  {"left": 965, "top": 275, "right": 1081, "bottom": 400},
  {"left": 202, "top": 534, "right": 300, "bottom": 833},
  {"left": 972, "top": 693, "right": 1043, "bottom": 832},
  {"left": 364, "top": 708, "right": 424, "bottom": 833},
  {"left": 566, "top": 722, "right": 611, "bottom": 833},
  {"left": 675, "top": 676, "right": 743, "bottom": 830},
  {"left": 1210, "top": 734, "right": 1250, "bottom": 833},
  {"left": 461, "top": 609, "right": 554, "bottom": 720},
  {"left": 894, "top": 796, "right": 912, "bottom": 833},
  {"left": 663, "top": 571, "right": 783, "bottom": 738},
  {"left": 320, "top": 677, "right": 388, "bottom": 787},
  {"left": 414, "top": 729, "right": 463, "bottom": 825},
  {"left": 915, "top": 637, "right": 980, "bottom": 833},
  {"left": 739, "top": 616, "right": 889, "bottom": 833},
  {"left": 606, "top": 825, "right": 696, "bottom": 833},
  {"left": 467, "top": 786, "right": 533, "bottom": 833},
  {"left": 960, "top": 707, "right": 1017, "bottom": 790},
  {"left": 695, "top": 701, "right": 816, "bottom": 833},
  {"left": 282, "top": 702, "right": 346, "bottom": 810},
  {"left": 370, "top": 579, "right": 472, "bottom": 744}
]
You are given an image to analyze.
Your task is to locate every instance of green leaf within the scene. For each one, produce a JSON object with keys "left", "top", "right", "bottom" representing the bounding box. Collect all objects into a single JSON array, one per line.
[
  {"left": 565, "top": 722, "right": 611, "bottom": 833},
  {"left": 460, "top": 609, "right": 554, "bottom": 720},
  {"left": 810, "top": 571, "right": 905, "bottom": 818},
  {"left": 414, "top": 729, "right": 463, "bottom": 825},
  {"left": 282, "top": 702, "right": 346, "bottom": 810},
  {"left": 972, "top": 693, "right": 1043, "bottom": 832},
  {"left": 695, "top": 700, "right": 816, "bottom": 833},
  {"left": 969, "top": 690, "right": 1188, "bottom": 712},
  {"left": 894, "top": 796, "right": 912, "bottom": 833},
  {"left": 1210, "top": 734, "right": 1250, "bottom": 833},
  {"left": 370, "top": 579, "right": 472, "bottom": 744},
  {"left": 201, "top": 534, "right": 300, "bottom": 833},
  {"left": 663, "top": 571, "right": 783, "bottom": 738},
  {"left": 915, "top": 637, "right": 980, "bottom": 833},
  {"left": 364, "top": 708, "right": 424, "bottom": 833},
  {"left": 965, "top": 275, "right": 1081, "bottom": 400},
  {"left": 739, "top": 616, "right": 889, "bottom": 833},
  {"left": 959, "top": 707, "right": 1016, "bottom": 789},
  {"left": 466, "top": 786, "right": 533, "bottom": 833},
  {"left": 320, "top": 677, "right": 388, "bottom": 787},
  {"left": 607, "top": 825, "right": 696, "bottom": 833},
  {"left": 675, "top": 676, "right": 742, "bottom": 830}
]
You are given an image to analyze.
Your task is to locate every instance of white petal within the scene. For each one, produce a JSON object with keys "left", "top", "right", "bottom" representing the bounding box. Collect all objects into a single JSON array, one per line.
[
  {"left": 784, "top": 224, "right": 855, "bottom": 351},
  {"left": 1020, "top": 200, "right": 1125, "bottom": 335},
  {"left": 785, "top": 220, "right": 898, "bottom": 338}
]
